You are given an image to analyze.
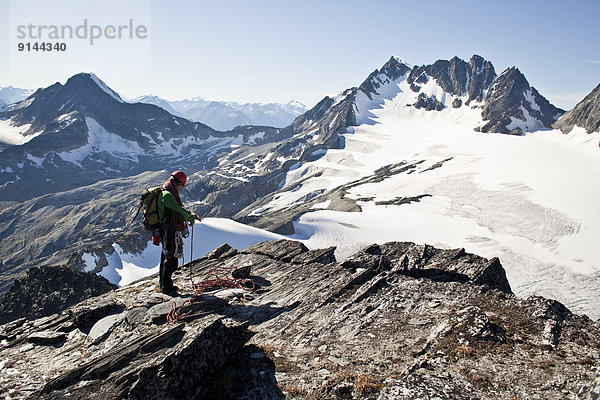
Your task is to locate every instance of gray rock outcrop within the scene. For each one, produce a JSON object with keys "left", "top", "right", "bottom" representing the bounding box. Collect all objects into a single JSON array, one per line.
[
  {"left": 413, "top": 93, "right": 446, "bottom": 111},
  {"left": 0, "top": 265, "right": 116, "bottom": 325},
  {"left": 0, "top": 240, "right": 598, "bottom": 399},
  {"left": 553, "top": 83, "right": 600, "bottom": 144},
  {"left": 481, "top": 67, "right": 564, "bottom": 134}
]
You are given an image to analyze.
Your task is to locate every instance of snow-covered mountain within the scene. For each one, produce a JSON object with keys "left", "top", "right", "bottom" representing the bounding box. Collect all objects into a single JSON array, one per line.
[
  {"left": 180, "top": 55, "right": 598, "bottom": 319},
  {"left": 0, "top": 86, "right": 33, "bottom": 107},
  {"left": 354, "top": 55, "right": 564, "bottom": 134},
  {"left": 0, "top": 73, "right": 283, "bottom": 200},
  {"left": 132, "top": 95, "right": 307, "bottom": 131},
  {"left": 189, "top": 55, "right": 568, "bottom": 227}
]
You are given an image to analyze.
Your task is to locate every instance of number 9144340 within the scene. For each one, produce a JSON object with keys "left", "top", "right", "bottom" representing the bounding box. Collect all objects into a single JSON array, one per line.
[{"left": 18, "top": 42, "right": 67, "bottom": 51}]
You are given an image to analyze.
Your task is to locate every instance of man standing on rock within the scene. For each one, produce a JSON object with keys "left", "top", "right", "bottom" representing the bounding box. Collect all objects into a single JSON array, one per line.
[{"left": 157, "top": 170, "right": 201, "bottom": 295}]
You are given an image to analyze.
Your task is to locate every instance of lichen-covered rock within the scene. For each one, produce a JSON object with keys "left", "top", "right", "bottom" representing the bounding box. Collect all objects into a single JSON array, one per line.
[
  {"left": 0, "top": 240, "right": 598, "bottom": 400},
  {"left": 577, "top": 376, "right": 600, "bottom": 399}
]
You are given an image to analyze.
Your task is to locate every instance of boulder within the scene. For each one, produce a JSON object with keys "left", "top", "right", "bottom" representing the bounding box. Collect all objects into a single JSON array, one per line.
[{"left": 241, "top": 240, "right": 309, "bottom": 262}]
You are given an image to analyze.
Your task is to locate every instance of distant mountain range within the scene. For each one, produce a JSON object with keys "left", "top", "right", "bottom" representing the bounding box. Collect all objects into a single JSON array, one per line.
[
  {"left": 131, "top": 95, "right": 307, "bottom": 131},
  {"left": 0, "top": 73, "right": 284, "bottom": 200},
  {"left": 0, "top": 86, "right": 33, "bottom": 106},
  {"left": 0, "top": 84, "right": 306, "bottom": 132}
]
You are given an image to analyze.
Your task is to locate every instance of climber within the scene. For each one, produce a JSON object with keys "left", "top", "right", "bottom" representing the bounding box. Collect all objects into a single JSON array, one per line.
[{"left": 157, "top": 170, "right": 201, "bottom": 295}]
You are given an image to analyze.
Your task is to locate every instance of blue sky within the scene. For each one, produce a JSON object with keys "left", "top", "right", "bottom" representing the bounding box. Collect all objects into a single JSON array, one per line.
[{"left": 1, "top": 0, "right": 599, "bottom": 109}]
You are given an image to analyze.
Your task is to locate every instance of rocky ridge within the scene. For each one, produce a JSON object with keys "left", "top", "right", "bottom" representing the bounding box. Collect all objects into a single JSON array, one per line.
[
  {"left": 480, "top": 67, "right": 563, "bottom": 135},
  {"left": 1, "top": 240, "right": 598, "bottom": 399},
  {"left": 553, "top": 82, "right": 600, "bottom": 144},
  {"left": 0, "top": 264, "right": 116, "bottom": 325}
]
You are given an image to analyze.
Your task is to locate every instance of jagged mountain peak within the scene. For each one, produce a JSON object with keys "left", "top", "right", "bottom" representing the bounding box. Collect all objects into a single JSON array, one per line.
[
  {"left": 382, "top": 55, "right": 411, "bottom": 69},
  {"left": 347, "top": 54, "right": 561, "bottom": 134},
  {"left": 553, "top": 82, "right": 600, "bottom": 139},
  {"left": 468, "top": 54, "right": 493, "bottom": 72},
  {"left": 406, "top": 55, "right": 497, "bottom": 103},
  {"left": 358, "top": 56, "right": 412, "bottom": 100},
  {"left": 61, "top": 72, "right": 124, "bottom": 103},
  {"left": 3, "top": 72, "right": 128, "bottom": 129},
  {"left": 481, "top": 66, "right": 564, "bottom": 134},
  {"left": 494, "top": 66, "right": 529, "bottom": 91},
  {"left": 390, "top": 55, "right": 410, "bottom": 66}
]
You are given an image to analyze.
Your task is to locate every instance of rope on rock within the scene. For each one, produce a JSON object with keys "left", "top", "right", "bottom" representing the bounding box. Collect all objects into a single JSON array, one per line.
[{"left": 166, "top": 263, "right": 255, "bottom": 324}]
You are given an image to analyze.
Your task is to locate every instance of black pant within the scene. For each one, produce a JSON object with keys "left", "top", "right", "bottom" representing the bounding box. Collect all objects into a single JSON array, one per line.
[{"left": 159, "top": 225, "right": 178, "bottom": 291}]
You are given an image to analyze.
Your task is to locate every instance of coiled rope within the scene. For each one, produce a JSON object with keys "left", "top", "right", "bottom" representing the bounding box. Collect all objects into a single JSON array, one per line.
[{"left": 166, "top": 259, "right": 255, "bottom": 324}]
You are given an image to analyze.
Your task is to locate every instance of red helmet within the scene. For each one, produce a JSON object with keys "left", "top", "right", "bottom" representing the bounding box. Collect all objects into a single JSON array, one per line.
[{"left": 170, "top": 170, "right": 187, "bottom": 186}]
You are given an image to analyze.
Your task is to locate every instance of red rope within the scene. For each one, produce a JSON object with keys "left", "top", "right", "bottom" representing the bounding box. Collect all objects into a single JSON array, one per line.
[
  {"left": 166, "top": 264, "right": 255, "bottom": 323},
  {"left": 166, "top": 299, "right": 193, "bottom": 323}
]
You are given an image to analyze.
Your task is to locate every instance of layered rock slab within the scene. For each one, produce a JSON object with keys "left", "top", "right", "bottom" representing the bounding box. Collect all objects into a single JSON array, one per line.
[{"left": 0, "top": 240, "right": 598, "bottom": 399}]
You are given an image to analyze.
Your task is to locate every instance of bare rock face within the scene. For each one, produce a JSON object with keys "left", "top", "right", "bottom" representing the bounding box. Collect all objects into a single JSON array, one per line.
[
  {"left": 0, "top": 240, "right": 598, "bottom": 399},
  {"left": 0, "top": 265, "right": 116, "bottom": 325},
  {"left": 413, "top": 93, "right": 446, "bottom": 111},
  {"left": 481, "top": 67, "right": 563, "bottom": 134},
  {"left": 553, "top": 82, "right": 600, "bottom": 144}
]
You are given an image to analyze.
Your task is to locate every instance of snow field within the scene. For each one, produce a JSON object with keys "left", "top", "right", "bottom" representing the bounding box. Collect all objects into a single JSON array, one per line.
[
  {"left": 0, "top": 119, "right": 40, "bottom": 146},
  {"left": 285, "top": 90, "right": 600, "bottom": 318},
  {"left": 94, "top": 218, "right": 286, "bottom": 287}
]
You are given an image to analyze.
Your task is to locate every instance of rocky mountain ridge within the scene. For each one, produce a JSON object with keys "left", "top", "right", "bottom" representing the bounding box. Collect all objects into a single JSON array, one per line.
[
  {"left": 0, "top": 240, "right": 599, "bottom": 399},
  {"left": 0, "top": 73, "right": 281, "bottom": 201},
  {"left": 554, "top": 82, "right": 600, "bottom": 145},
  {"left": 0, "top": 264, "right": 116, "bottom": 325}
]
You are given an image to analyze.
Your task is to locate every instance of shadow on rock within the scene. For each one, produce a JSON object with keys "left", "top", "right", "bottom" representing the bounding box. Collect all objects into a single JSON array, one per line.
[
  {"left": 228, "top": 301, "right": 301, "bottom": 326},
  {"left": 205, "top": 344, "right": 285, "bottom": 400}
]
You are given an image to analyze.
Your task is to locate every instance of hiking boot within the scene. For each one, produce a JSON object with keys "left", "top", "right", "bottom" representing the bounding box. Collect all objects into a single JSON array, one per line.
[{"left": 162, "top": 286, "right": 180, "bottom": 296}]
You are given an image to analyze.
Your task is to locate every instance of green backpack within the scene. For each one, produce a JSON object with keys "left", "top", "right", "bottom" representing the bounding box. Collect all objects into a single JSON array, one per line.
[{"left": 133, "top": 187, "right": 164, "bottom": 231}]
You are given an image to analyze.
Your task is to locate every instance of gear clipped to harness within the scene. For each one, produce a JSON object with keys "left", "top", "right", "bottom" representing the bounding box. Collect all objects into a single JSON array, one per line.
[{"left": 174, "top": 231, "right": 184, "bottom": 258}]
